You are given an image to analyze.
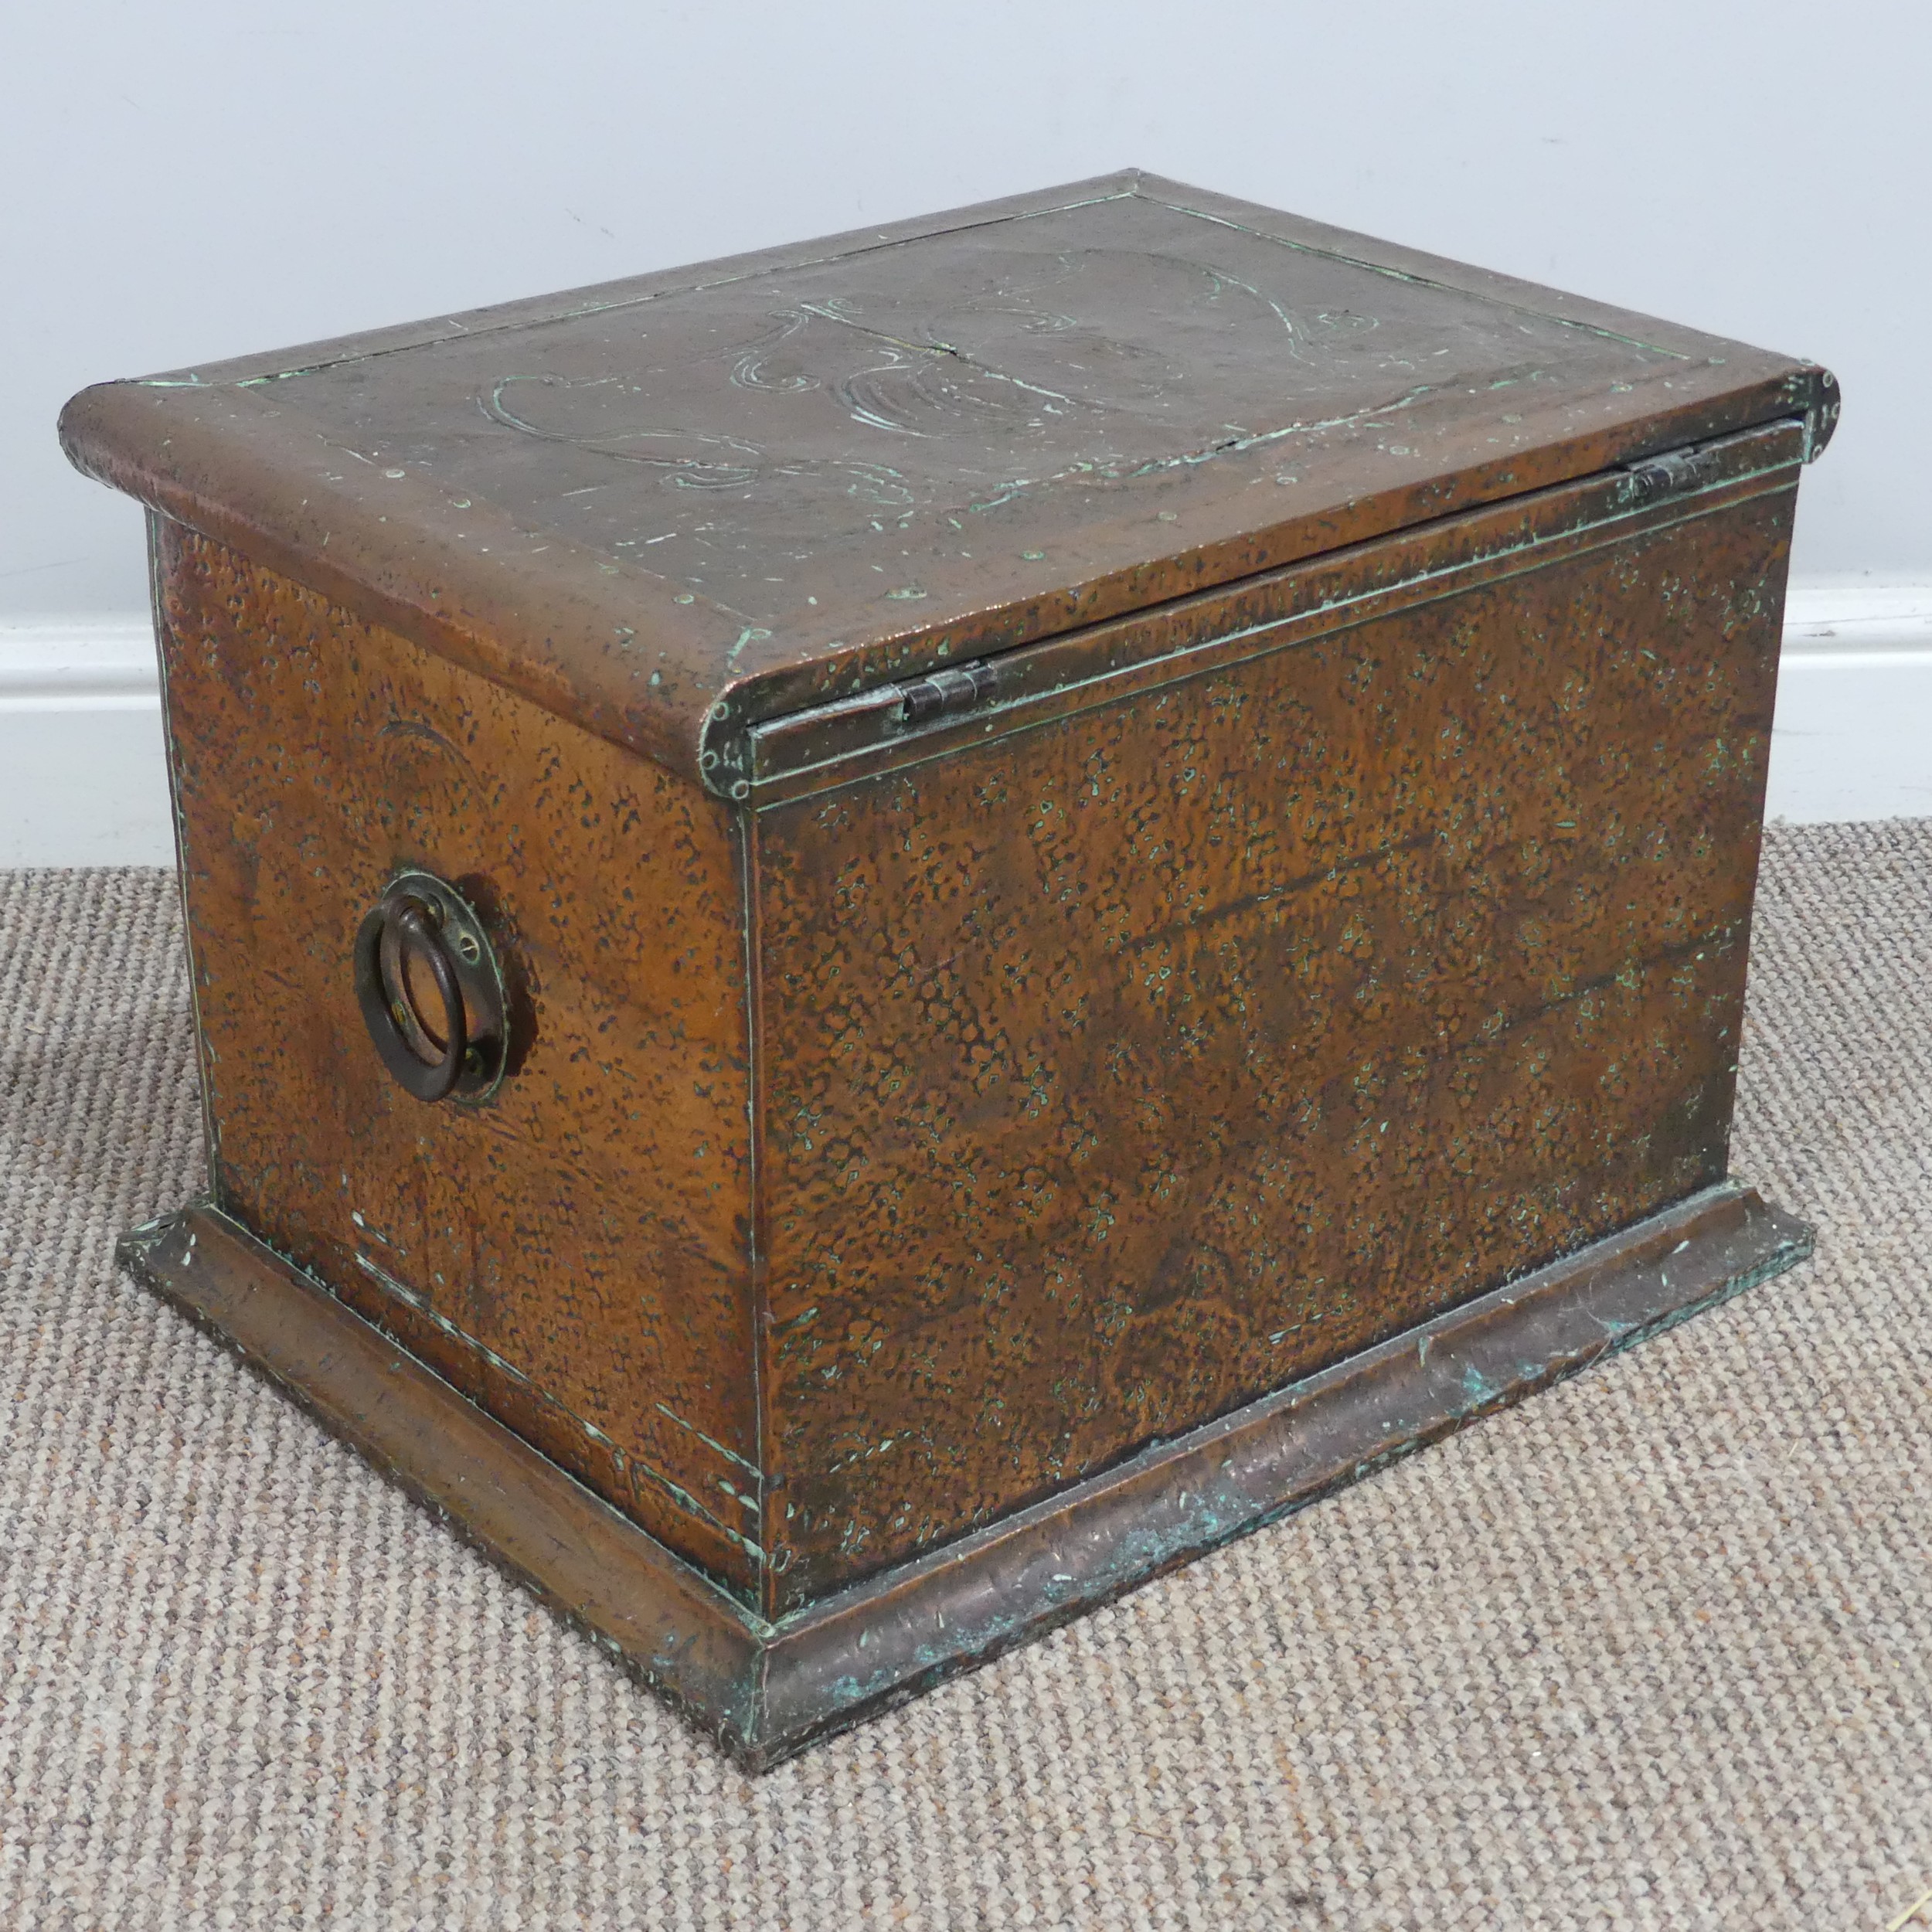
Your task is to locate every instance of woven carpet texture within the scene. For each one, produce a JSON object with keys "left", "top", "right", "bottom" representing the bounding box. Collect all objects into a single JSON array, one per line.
[{"left": 2, "top": 825, "right": 1929, "bottom": 1930}]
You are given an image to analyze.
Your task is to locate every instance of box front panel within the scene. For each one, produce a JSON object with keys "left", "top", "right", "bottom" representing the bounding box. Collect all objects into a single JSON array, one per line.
[
  {"left": 155, "top": 526, "right": 764, "bottom": 1597},
  {"left": 755, "top": 485, "right": 1794, "bottom": 1607}
]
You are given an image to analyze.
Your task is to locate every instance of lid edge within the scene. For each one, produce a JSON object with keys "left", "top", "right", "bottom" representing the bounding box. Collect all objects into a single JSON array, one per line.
[{"left": 60, "top": 358, "right": 1832, "bottom": 800}]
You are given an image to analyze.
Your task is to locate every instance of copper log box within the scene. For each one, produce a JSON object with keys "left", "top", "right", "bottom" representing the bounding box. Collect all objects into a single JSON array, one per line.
[{"left": 60, "top": 172, "right": 1835, "bottom": 1768}]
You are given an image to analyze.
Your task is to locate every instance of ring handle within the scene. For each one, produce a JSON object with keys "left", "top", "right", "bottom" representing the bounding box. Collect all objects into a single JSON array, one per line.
[
  {"left": 354, "top": 872, "right": 508, "bottom": 1104},
  {"left": 387, "top": 899, "right": 465, "bottom": 1100}
]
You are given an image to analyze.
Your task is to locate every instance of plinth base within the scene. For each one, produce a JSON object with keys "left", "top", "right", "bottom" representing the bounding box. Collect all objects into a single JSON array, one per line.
[{"left": 119, "top": 1182, "right": 1810, "bottom": 1770}]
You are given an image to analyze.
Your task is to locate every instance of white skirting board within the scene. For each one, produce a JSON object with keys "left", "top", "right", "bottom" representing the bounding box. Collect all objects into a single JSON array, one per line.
[
  {"left": 2, "top": 587, "right": 1929, "bottom": 867},
  {"left": 0, "top": 624, "right": 175, "bottom": 869},
  {"left": 1765, "top": 587, "right": 1932, "bottom": 822}
]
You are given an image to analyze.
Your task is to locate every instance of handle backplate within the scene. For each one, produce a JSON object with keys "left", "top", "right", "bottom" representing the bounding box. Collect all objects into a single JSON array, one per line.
[{"left": 353, "top": 870, "right": 509, "bottom": 1104}]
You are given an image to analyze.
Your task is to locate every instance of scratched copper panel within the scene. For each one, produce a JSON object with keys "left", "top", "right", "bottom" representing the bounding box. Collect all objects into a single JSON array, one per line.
[
  {"left": 60, "top": 174, "right": 1832, "bottom": 793},
  {"left": 155, "top": 525, "right": 763, "bottom": 1597},
  {"left": 226, "top": 186, "right": 1774, "bottom": 664},
  {"left": 754, "top": 486, "right": 1794, "bottom": 1609}
]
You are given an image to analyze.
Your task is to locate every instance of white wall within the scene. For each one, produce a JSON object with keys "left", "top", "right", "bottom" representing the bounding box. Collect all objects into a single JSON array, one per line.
[{"left": 5, "top": 0, "right": 1926, "bottom": 859}]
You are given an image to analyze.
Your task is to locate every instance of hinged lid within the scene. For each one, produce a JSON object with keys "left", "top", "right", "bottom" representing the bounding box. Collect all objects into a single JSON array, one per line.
[{"left": 60, "top": 170, "right": 1836, "bottom": 796}]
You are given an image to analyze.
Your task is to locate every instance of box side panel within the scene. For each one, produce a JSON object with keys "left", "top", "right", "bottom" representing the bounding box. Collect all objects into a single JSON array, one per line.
[
  {"left": 755, "top": 486, "right": 1793, "bottom": 1610},
  {"left": 155, "top": 526, "right": 763, "bottom": 1597}
]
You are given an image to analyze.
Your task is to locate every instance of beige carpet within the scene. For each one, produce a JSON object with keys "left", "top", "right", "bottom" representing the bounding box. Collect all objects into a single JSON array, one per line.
[{"left": 2, "top": 826, "right": 1929, "bottom": 1930}]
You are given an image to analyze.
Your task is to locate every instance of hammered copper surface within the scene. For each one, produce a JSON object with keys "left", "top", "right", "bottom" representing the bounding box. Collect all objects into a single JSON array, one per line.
[
  {"left": 753, "top": 484, "right": 1794, "bottom": 1607},
  {"left": 71, "top": 170, "right": 1835, "bottom": 1641},
  {"left": 155, "top": 524, "right": 763, "bottom": 1596}
]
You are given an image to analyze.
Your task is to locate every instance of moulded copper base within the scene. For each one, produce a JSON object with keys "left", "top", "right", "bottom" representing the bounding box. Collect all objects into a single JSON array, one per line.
[{"left": 118, "top": 1184, "right": 1810, "bottom": 1770}]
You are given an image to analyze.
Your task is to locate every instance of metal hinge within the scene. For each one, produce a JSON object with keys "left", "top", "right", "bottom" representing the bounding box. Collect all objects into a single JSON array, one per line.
[
  {"left": 736, "top": 655, "right": 1005, "bottom": 794},
  {"left": 896, "top": 658, "right": 999, "bottom": 726},
  {"left": 1623, "top": 410, "right": 1818, "bottom": 503},
  {"left": 1620, "top": 439, "right": 1731, "bottom": 502}
]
